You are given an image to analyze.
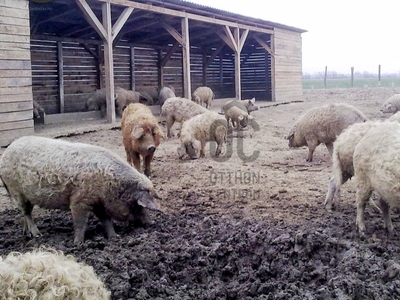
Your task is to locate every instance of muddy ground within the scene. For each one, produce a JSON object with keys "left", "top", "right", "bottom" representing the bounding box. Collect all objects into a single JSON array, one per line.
[{"left": 2, "top": 87, "right": 400, "bottom": 299}]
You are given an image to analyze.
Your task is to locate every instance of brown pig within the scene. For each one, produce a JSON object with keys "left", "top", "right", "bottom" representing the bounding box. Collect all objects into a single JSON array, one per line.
[{"left": 121, "top": 103, "right": 164, "bottom": 177}]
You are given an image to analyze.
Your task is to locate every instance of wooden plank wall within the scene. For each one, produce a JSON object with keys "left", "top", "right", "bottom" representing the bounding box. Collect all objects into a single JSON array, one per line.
[
  {"left": 30, "top": 36, "right": 276, "bottom": 115},
  {"left": 273, "top": 28, "right": 303, "bottom": 102},
  {"left": 0, "top": 0, "right": 34, "bottom": 147}
]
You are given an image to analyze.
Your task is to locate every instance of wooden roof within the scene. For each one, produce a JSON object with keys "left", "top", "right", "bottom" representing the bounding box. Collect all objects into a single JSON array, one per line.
[{"left": 30, "top": 0, "right": 307, "bottom": 51}]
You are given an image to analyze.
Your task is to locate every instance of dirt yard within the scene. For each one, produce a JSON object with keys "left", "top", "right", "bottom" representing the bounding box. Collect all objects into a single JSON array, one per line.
[{"left": 1, "top": 87, "right": 400, "bottom": 299}]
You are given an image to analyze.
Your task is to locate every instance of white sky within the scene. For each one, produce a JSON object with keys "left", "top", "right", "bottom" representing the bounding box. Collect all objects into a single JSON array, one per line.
[{"left": 189, "top": 0, "right": 399, "bottom": 74}]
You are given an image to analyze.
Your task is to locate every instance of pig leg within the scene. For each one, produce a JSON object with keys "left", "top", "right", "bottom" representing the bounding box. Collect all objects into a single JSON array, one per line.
[
  {"left": 70, "top": 194, "right": 91, "bottom": 244},
  {"left": 355, "top": 182, "right": 372, "bottom": 233},
  {"left": 17, "top": 195, "right": 41, "bottom": 237},
  {"left": 324, "top": 177, "right": 336, "bottom": 211},
  {"left": 166, "top": 116, "right": 175, "bottom": 138},
  {"left": 93, "top": 206, "right": 117, "bottom": 239},
  {"left": 325, "top": 142, "right": 334, "bottom": 156},
  {"left": 306, "top": 139, "right": 319, "bottom": 162},
  {"left": 199, "top": 140, "right": 206, "bottom": 158},
  {"left": 144, "top": 153, "right": 154, "bottom": 177},
  {"left": 378, "top": 198, "right": 393, "bottom": 233}
]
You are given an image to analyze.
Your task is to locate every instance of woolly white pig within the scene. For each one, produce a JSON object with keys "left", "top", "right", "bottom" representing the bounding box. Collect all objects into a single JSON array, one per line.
[
  {"left": 221, "top": 98, "right": 259, "bottom": 115},
  {"left": 380, "top": 94, "right": 400, "bottom": 114},
  {"left": 287, "top": 103, "right": 368, "bottom": 162},
  {"left": 161, "top": 97, "right": 209, "bottom": 138},
  {"left": 158, "top": 86, "right": 176, "bottom": 108},
  {"left": 353, "top": 121, "right": 400, "bottom": 234},
  {"left": 324, "top": 121, "right": 381, "bottom": 211},
  {"left": 177, "top": 111, "right": 227, "bottom": 159},
  {"left": 0, "top": 136, "right": 160, "bottom": 244},
  {"left": 0, "top": 248, "right": 111, "bottom": 300},
  {"left": 223, "top": 105, "right": 254, "bottom": 130},
  {"left": 121, "top": 103, "right": 164, "bottom": 177},
  {"left": 192, "top": 86, "right": 215, "bottom": 108}
]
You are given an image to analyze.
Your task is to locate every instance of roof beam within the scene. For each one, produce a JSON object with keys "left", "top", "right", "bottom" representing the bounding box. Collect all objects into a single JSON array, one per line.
[
  {"left": 75, "top": 0, "right": 107, "bottom": 40},
  {"left": 112, "top": 7, "right": 134, "bottom": 41},
  {"left": 254, "top": 35, "right": 274, "bottom": 56},
  {"left": 97, "top": 0, "right": 274, "bottom": 35}
]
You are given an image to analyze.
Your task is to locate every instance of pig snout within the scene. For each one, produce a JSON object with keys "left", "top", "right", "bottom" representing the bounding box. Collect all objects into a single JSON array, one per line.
[{"left": 147, "top": 146, "right": 156, "bottom": 153}]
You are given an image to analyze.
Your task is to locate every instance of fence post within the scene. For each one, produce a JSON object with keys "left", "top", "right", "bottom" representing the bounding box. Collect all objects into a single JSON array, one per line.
[
  {"left": 324, "top": 66, "right": 327, "bottom": 89},
  {"left": 378, "top": 65, "right": 381, "bottom": 87},
  {"left": 351, "top": 67, "right": 354, "bottom": 88}
]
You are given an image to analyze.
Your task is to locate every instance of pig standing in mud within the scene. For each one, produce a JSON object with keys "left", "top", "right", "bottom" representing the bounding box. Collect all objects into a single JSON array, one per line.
[
  {"left": 121, "top": 103, "right": 164, "bottom": 177},
  {"left": 0, "top": 136, "right": 161, "bottom": 245}
]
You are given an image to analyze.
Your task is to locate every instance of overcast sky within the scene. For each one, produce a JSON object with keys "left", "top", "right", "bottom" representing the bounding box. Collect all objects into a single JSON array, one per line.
[{"left": 190, "top": 0, "right": 399, "bottom": 74}]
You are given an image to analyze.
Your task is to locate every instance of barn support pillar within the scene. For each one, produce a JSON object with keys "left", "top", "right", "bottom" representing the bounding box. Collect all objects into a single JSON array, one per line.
[
  {"left": 217, "top": 26, "right": 248, "bottom": 100},
  {"left": 75, "top": 0, "right": 134, "bottom": 123}
]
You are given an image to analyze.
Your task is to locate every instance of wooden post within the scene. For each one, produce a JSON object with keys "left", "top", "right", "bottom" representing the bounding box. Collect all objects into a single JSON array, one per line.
[
  {"left": 351, "top": 67, "right": 354, "bottom": 88},
  {"left": 234, "top": 28, "right": 241, "bottom": 100},
  {"left": 202, "top": 52, "right": 207, "bottom": 86},
  {"left": 324, "top": 66, "right": 327, "bottom": 89},
  {"left": 102, "top": 2, "right": 115, "bottom": 123},
  {"left": 157, "top": 49, "right": 162, "bottom": 89},
  {"left": 181, "top": 17, "right": 191, "bottom": 98},
  {"left": 57, "top": 41, "right": 64, "bottom": 113},
  {"left": 378, "top": 64, "right": 381, "bottom": 87},
  {"left": 97, "top": 44, "right": 104, "bottom": 89},
  {"left": 130, "top": 47, "right": 135, "bottom": 90}
]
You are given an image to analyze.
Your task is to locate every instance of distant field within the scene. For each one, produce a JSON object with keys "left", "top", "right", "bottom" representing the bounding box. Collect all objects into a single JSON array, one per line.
[{"left": 303, "top": 77, "right": 400, "bottom": 89}]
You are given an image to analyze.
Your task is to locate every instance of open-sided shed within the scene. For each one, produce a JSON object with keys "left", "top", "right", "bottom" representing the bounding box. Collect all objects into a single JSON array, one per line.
[{"left": 0, "top": 0, "right": 306, "bottom": 146}]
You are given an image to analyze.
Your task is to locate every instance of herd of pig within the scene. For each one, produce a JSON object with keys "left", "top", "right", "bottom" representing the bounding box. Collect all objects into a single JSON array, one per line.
[
  {"left": 1, "top": 85, "right": 258, "bottom": 245},
  {"left": 2, "top": 89, "right": 400, "bottom": 299}
]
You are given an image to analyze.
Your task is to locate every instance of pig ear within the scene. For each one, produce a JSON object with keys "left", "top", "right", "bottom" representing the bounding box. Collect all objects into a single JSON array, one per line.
[
  {"left": 138, "top": 197, "right": 160, "bottom": 211},
  {"left": 238, "top": 115, "right": 244, "bottom": 121},
  {"left": 132, "top": 125, "right": 144, "bottom": 139}
]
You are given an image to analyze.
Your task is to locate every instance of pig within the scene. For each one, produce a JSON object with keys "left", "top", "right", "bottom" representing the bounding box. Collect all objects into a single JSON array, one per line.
[
  {"left": 380, "top": 94, "right": 400, "bottom": 114},
  {"left": 287, "top": 103, "right": 368, "bottom": 162},
  {"left": 0, "top": 136, "right": 160, "bottom": 244},
  {"left": 121, "top": 103, "right": 164, "bottom": 177},
  {"left": 158, "top": 86, "right": 176, "bottom": 108},
  {"left": 221, "top": 98, "right": 259, "bottom": 115},
  {"left": 192, "top": 86, "right": 215, "bottom": 108},
  {"left": 353, "top": 121, "right": 400, "bottom": 234},
  {"left": 160, "top": 97, "right": 209, "bottom": 138},
  {"left": 223, "top": 105, "right": 254, "bottom": 129},
  {"left": 177, "top": 111, "right": 228, "bottom": 159}
]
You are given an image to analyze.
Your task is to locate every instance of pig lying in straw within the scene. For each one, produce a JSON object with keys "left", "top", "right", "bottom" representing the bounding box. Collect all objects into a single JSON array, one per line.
[{"left": 0, "top": 136, "right": 160, "bottom": 244}]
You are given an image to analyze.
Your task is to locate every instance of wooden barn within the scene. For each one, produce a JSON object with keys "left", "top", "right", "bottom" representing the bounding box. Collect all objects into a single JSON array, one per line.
[{"left": 0, "top": 0, "right": 306, "bottom": 147}]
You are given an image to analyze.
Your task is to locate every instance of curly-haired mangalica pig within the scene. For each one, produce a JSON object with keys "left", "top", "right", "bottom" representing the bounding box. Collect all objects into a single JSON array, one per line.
[
  {"left": 287, "top": 103, "right": 368, "bottom": 162},
  {"left": 353, "top": 121, "right": 400, "bottom": 234},
  {"left": 221, "top": 98, "right": 258, "bottom": 115},
  {"left": 121, "top": 103, "right": 164, "bottom": 177},
  {"left": 177, "top": 111, "right": 228, "bottom": 159},
  {"left": 158, "top": 86, "right": 176, "bottom": 108},
  {"left": 161, "top": 97, "right": 209, "bottom": 138},
  {"left": 325, "top": 121, "right": 382, "bottom": 211},
  {"left": 380, "top": 94, "right": 400, "bottom": 114},
  {"left": 0, "top": 136, "right": 160, "bottom": 244},
  {"left": 192, "top": 86, "right": 215, "bottom": 109}
]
